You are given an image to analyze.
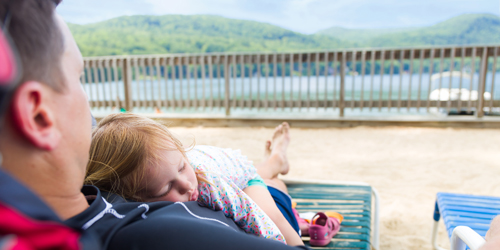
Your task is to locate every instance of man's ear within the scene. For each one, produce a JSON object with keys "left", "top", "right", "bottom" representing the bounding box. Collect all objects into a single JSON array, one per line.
[{"left": 10, "top": 81, "right": 61, "bottom": 150}]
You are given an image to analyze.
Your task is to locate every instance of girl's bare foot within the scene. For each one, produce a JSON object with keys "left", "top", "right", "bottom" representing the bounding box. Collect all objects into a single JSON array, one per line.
[
  {"left": 264, "top": 140, "right": 272, "bottom": 159},
  {"left": 269, "top": 122, "right": 290, "bottom": 175}
]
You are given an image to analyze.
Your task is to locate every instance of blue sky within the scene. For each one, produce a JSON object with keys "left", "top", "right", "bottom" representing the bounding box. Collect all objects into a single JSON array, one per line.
[{"left": 57, "top": 0, "right": 499, "bottom": 34}]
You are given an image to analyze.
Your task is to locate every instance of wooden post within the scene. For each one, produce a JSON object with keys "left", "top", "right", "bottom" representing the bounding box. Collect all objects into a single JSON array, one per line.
[
  {"left": 122, "top": 57, "right": 132, "bottom": 112},
  {"left": 477, "top": 47, "right": 489, "bottom": 118},
  {"left": 224, "top": 55, "right": 231, "bottom": 116},
  {"left": 340, "top": 51, "right": 346, "bottom": 117}
]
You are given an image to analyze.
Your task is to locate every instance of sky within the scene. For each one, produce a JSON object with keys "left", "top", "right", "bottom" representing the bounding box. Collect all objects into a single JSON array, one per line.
[{"left": 57, "top": 0, "right": 500, "bottom": 34}]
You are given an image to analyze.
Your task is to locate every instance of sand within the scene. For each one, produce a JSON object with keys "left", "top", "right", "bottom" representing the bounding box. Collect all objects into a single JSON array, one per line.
[{"left": 168, "top": 125, "right": 500, "bottom": 250}]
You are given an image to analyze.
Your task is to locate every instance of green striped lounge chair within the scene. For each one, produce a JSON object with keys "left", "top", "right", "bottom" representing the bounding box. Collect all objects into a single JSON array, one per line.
[{"left": 283, "top": 178, "right": 380, "bottom": 250}]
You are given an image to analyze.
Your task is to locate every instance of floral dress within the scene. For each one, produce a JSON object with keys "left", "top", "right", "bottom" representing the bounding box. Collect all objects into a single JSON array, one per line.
[{"left": 186, "top": 145, "right": 286, "bottom": 243}]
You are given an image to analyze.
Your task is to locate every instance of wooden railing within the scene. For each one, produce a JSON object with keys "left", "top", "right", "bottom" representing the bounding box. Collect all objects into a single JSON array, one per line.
[{"left": 82, "top": 45, "right": 500, "bottom": 117}]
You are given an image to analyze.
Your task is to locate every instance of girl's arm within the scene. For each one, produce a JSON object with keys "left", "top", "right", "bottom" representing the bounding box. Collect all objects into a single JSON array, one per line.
[{"left": 197, "top": 172, "right": 287, "bottom": 244}]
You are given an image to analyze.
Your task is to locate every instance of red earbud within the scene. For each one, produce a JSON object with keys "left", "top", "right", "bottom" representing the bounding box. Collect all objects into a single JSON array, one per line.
[{"left": 0, "top": 30, "right": 17, "bottom": 86}]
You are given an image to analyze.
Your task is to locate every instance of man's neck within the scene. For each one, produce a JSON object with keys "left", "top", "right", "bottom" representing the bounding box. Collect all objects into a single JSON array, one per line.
[
  {"left": 44, "top": 192, "right": 90, "bottom": 220},
  {"left": 6, "top": 164, "right": 90, "bottom": 219},
  {"left": 0, "top": 147, "right": 90, "bottom": 220}
]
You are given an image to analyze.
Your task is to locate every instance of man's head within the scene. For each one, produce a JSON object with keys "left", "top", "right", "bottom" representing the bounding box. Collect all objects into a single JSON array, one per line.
[
  {"left": 0, "top": 0, "right": 92, "bottom": 211},
  {"left": 1, "top": 0, "right": 65, "bottom": 92}
]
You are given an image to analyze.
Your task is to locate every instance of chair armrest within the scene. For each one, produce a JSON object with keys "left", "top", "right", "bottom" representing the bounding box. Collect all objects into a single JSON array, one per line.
[{"left": 451, "top": 226, "right": 486, "bottom": 250}]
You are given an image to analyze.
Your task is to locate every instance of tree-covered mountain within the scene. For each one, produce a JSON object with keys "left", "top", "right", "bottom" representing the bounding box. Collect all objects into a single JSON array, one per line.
[
  {"left": 68, "top": 13, "right": 500, "bottom": 57},
  {"left": 68, "top": 15, "right": 349, "bottom": 56},
  {"left": 319, "top": 14, "right": 500, "bottom": 47},
  {"left": 316, "top": 27, "right": 419, "bottom": 46}
]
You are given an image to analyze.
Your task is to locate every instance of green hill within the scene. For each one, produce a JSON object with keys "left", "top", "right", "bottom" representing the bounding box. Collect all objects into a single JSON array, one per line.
[
  {"left": 318, "top": 14, "right": 500, "bottom": 47},
  {"left": 68, "top": 13, "right": 500, "bottom": 57},
  {"left": 316, "top": 27, "right": 419, "bottom": 45},
  {"left": 69, "top": 15, "right": 349, "bottom": 56}
]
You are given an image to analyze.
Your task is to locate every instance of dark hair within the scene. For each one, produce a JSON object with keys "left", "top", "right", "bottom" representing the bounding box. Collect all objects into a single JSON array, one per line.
[{"left": 0, "top": 0, "right": 65, "bottom": 91}]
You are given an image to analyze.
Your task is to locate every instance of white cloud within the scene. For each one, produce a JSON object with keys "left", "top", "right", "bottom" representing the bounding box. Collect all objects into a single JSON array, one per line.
[
  {"left": 57, "top": 0, "right": 499, "bottom": 33},
  {"left": 57, "top": 0, "right": 156, "bottom": 24}
]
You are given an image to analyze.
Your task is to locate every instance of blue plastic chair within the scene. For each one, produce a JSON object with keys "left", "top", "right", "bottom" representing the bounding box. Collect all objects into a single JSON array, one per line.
[{"left": 432, "top": 192, "right": 500, "bottom": 250}]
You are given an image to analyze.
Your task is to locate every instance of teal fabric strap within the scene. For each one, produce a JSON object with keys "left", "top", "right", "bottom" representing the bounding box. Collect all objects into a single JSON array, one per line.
[{"left": 247, "top": 175, "right": 267, "bottom": 188}]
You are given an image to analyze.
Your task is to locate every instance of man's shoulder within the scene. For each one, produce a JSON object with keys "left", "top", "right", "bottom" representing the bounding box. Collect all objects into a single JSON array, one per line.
[
  {"left": 0, "top": 170, "right": 102, "bottom": 250},
  {"left": 67, "top": 185, "right": 242, "bottom": 249}
]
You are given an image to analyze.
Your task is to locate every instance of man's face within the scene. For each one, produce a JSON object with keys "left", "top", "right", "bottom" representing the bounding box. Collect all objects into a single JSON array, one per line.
[{"left": 51, "top": 15, "right": 92, "bottom": 176}]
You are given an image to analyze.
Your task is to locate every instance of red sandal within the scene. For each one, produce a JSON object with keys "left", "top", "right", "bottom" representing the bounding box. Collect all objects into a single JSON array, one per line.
[
  {"left": 292, "top": 208, "right": 310, "bottom": 236},
  {"left": 308, "top": 212, "right": 341, "bottom": 247}
]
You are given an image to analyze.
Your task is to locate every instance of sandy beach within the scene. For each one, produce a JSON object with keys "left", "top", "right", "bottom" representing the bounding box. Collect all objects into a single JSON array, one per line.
[{"left": 167, "top": 125, "right": 500, "bottom": 250}]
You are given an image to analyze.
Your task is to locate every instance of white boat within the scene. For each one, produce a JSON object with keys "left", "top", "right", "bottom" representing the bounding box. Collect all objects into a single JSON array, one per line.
[
  {"left": 430, "top": 71, "right": 471, "bottom": 82},
  {"left": 428, "top": 71, "right": 491, "bottom": 101},
  {"left": 429, "top": 88, "right": 491, "bottom": 101}
]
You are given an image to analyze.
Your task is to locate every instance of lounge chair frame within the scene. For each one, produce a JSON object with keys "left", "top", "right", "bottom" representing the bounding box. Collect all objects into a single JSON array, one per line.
[{"left": 448, "top": 226, "right": 485, "bottom": 250}]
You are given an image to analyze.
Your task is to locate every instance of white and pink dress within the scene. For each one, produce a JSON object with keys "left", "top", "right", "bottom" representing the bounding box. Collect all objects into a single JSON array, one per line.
[{"left": 186, "top": 145, "right": 286, "bottom": 243}]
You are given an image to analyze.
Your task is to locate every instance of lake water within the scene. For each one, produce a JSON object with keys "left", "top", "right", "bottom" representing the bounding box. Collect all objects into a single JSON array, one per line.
[{"left": 85, "top": 72, "right": 500, "bottom": 116}]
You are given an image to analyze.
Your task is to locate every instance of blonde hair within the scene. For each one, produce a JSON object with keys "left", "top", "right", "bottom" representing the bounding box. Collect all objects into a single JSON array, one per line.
[{"left": 85, "top": 113, "right": 198, "bottom": 201}]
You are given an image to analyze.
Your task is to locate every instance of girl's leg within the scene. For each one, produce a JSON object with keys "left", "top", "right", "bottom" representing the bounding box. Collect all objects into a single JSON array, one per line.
[
  {"left": 256, "top": 122, "right": 310, "bottom": 236},
  {"left": 256, "top": 122, "right": 290, "bottom": 180},
  {"left": 249, "top": 123, "right": 304, "bottom": 245},
  {"left": 243, "top": 185, "right": 304, "bottom": 246},
  {"left": 256, "top": 122, "right": 290, "bottom": 194},
  {"left": 264, "top": 178, "right": 288, "bottom": 194}
]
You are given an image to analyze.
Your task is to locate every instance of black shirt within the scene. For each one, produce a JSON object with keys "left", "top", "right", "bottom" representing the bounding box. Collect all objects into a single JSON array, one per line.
[{"left": 65, "top": 186, "right": 310, "bottom": 250}]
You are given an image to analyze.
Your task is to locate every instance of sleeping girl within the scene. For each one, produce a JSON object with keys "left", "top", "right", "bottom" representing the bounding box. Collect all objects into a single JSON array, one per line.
[{"left": 85, "top": 113, "right": 303, "bottom": 246}]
